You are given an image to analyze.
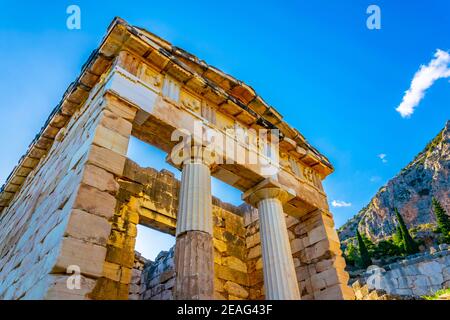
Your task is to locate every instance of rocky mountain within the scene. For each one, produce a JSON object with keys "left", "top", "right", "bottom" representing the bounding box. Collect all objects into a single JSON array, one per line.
[{"left": 339, "top": 121, "right": 450, "bottom": 243}]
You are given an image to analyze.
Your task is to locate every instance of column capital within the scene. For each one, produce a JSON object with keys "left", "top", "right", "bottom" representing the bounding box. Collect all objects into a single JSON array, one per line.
[
  {"left": 167, "top": 144, "right": 217, "bottom": 170},
  {"left": 242, "top": 178, "right": 295, "bottom": 207}
]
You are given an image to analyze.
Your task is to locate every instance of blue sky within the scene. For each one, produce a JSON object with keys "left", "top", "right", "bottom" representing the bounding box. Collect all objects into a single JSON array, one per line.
[{"left": 0, "top": 1, "right": 449, "bottom": 259}]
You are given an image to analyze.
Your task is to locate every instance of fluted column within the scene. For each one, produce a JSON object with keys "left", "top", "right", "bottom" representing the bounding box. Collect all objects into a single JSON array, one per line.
[
  {"left": 243, "top": 180, "right": 300, "bottom": 300},
  {"left": 173, "top": 147, "right": 214, "bottom": 300}
]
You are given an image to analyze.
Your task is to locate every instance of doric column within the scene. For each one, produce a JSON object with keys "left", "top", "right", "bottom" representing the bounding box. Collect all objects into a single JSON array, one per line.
[
  {"left": 243, "top": 179, "right": 300, "bottom": 300},
  {"left": 173, "top": 146, "right": 215, "bottom": 300}
]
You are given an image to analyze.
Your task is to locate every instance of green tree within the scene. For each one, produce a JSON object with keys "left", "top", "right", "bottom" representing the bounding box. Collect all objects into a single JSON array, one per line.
[
  {"left": 394, "top": 208, "right": 419, "bottom": 254},
  {"left": 392, "top": 226, "right": 405, "bottom": 254},
  {"left": 344, "top": 242, "right": 360, "bottom": 266},
  {"left": 356, "top": 229, "right": 372, "bottom": 268},
  {"left": 361, "top": 234, "right": 376, "bottom": 255},
  {"left": 432, "top": 198, "right": 450, "bottom": 239},
  {"left": 373, "top": 239, "right": 403, "bottom": 258}
]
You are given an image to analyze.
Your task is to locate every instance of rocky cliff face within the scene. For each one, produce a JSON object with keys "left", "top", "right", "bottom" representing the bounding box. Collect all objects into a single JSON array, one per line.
[{"left": 339, "top": 121, "right": 450, "bottom": 242}]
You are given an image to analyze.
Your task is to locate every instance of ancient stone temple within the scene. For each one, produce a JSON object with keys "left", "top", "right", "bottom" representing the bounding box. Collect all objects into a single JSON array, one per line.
[{"left": 0, "top": 17, "right": 354, "bottom": 300}]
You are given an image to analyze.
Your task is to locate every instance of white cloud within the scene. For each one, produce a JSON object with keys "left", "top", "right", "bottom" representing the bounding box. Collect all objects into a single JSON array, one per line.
[
  {"left": 370, "top": 176, "right": 381, "bottom": 183},
  {"left": 396, "top": 49, "right": 450, "bottom": 118},
  {"left": 332, "top": 200, "right": 352, "bottom": 208},
  {"left": 378, "top": 153, "right": 388, "bottom": 163}
]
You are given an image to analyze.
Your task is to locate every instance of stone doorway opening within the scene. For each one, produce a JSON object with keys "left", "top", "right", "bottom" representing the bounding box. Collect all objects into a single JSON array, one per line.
[{"left": 125, "top": 135, "right": 249, "bottom": 300}]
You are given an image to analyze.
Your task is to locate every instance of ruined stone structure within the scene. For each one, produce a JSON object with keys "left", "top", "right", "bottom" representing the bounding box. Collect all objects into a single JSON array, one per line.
[
  {"left": 0, "top": 18, "right": 353, "bottom": 300},
  {"left": 353, "top": 245, "right": 450, "bottom": 299}
]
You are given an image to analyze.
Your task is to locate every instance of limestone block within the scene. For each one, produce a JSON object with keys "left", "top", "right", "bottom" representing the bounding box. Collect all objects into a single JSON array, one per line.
[
  {"left": 285, "top": 216, "right": 298, "bottom": 228},
  {"left": 295, "top": 266, "right": 308, "bottom": 282},
  {"left": 311, "top": 276, "right": 327, "bottom": 291},
  {"left": 214, "top": 278, "right": 224, "bottom": 292},
  {"left": 82, "top": 164, "right": 119, "bottom": 194},
  {"left": 307, "top": 225, "right": 340, "bottom": 246},
  {"left": 245, "top": 232, "right": 260, "bottom": 249},
  {"left": 105, "top": 93, "right": 138, "bottom": 122},
  {"left": 120, "top": 267, "right": 132, "bottom": 284},
  {"left": 45, "top": 275, "right": 96, "bottom": 300},
  {"left": 103, "top": 261, "right": 122, "bottom": 282},
  {"left": 87, "top": 145, "right": 126, "bottom": 176},
  {"left": 131, "top": 269, "right": 141, "bottom": 284},
  {"left": 413, "top": 275, "right": 431, "bottom": 288},
  {"left": 417, "top": 261, "right": 443, "bottom": 278},
  {"left": 99, "top": 109, "right": 133, "bottom": 137},
  {"left": 65, "top": 209, "right": 111, "bottom": 246},
  {"left": 92, "top": 125, "right": 130, "bottom": 156},
  {"left": 215, "top": 265, "right": 248, "bottom": 286},
  {"left": 222, "top": 256, "right": 247, "bottom": 273},
  {"left": 213, "top": 238, "right": 227, "bottom": 253},
  {"left": 73, "top": 184, "right": 117, "bottom": 219},
  {"left": 290, "top": 238, "right": 305, "bottom": 254},
  {"left": 53, "top": 237, "right": 107, "bottom": 278},
  {"left": 223, "top": 281, "right": 249, "bottom": 298},
  {"left": 305, "top": 238, "right": 341, "bottom": 261},
  {"left": 248, "top": 245, "right": 261, "bottom": 260}
]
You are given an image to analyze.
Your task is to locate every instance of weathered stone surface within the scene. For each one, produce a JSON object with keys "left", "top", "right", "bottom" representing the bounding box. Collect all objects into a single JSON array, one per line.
[
  {"left": 45, "top": 275, "right": 97, "bottom": 300},
  {"left": 222, "top": 257, "right": 247, "bottom": 273},
  {"left": 53, "top": 237, "right": 107, "bottom": 278},
  {"left": 82, "top": 164, "right": 119, "bottom": 194},
  {"left": 353, "top": 249, "right": 450, "bottom": 299},
  {"left": 73, "top": 184, "right": 117, "bottom": 219},
  {"left": 174, "top": 231, "right": 214, "bottom": 299},
  {"left": 64, "top": 209, "right": 111, "bottom": 246},
  {"left": 223, "top": 281, "right": 249, "bottom": 298}
]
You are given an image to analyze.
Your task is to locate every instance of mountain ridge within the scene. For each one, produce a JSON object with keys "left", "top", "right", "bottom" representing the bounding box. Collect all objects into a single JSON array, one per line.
[{"left": 338, "top": 120, "right": 450, "bottom": 243}]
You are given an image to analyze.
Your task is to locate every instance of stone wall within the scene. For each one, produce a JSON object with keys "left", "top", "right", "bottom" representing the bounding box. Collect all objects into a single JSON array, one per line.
[
  {"left": 138, "top": 202, "right": 250, "bottom": 300},
  {"left": 129, "top": 252, "right": 147, "bottom": 300},
  {"left": 0, "top": 87, "right": 136, "bottom": 299},
  {"left": 141, "top": 249, "right": 175, "bottom": 300},
  {"left": 354, "top": 244, "right": 450, "bottom": 298}
]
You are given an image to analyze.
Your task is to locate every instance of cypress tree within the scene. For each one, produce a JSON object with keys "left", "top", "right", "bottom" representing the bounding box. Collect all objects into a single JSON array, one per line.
[
  {"left": 356, "top": 229, "right": 372, "bottom": 268},
  {"left": 432, "top": 197, "right": 450, "bottom": 235},
  {"left": 394, "top": 208, "right": 419, "bottom": 254},
  {"left": 392, "top": 225, "right": 405, "bottom": 254}
]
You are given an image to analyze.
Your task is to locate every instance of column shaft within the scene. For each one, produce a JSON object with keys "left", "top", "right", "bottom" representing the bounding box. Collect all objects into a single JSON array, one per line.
[
  {"left": 258, "top": 197, "right": 300, "bottom": 300},
  {"left": 174, "top": 231, "right": 214, "bottom": 299},
  {"left": 176, "top": 162, "right": 212, "bottom": 235},
  {"left": 174, "top": 160, "right": 214, "bottom": 299}
]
